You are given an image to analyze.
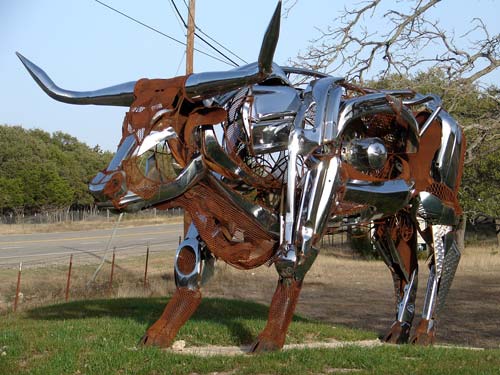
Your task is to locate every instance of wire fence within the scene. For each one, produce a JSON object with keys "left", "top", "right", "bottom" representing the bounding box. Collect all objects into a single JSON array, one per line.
[
  {"left": 0, "top": 237, "right": 183, "bottom": 313},
  {"left": 0, "top": 226, "right": 354, "bottom": 313},
  {"left": 0, "top": 207, "right": 184, "bottom": 225}
]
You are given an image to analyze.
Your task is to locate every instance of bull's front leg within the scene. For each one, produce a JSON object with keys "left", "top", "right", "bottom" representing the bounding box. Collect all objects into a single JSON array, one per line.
[
  {"left": 140, "top": 223, "right": 214, "bottom": 347},
  {"left": 372, "top": 212, "right": 419, "bottom": 344},
  {"left": 250, "top": 156, "right": 343, "bottom": 353}
]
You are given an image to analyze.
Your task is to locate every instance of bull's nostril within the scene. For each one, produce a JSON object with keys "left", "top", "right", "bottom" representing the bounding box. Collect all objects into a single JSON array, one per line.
[{"left": 103, "top": 171, "right": 126, "bottom": 199}]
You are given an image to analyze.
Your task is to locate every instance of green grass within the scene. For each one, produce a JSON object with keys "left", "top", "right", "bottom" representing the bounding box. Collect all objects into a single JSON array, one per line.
[{"left": 1, "top": 297, "right": 499, "bottom": 375}]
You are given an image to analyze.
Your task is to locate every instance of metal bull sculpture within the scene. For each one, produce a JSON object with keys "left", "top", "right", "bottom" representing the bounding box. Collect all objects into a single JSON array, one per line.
[{"left": 18, "top": 1, "right": 465, "bottom": 351}]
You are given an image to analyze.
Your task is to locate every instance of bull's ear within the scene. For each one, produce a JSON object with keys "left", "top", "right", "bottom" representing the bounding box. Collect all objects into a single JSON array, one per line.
[
  {"left": 16, "top": 52, "right": 136, "bottom": 107},
  {"left": 184, "top": 0, "right": 282, "bottom": 100}
]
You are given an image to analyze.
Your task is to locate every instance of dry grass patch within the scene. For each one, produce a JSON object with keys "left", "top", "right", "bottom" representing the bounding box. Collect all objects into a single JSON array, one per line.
[{"left": 0, "top": 216, "right": 182, "bottom": 235}]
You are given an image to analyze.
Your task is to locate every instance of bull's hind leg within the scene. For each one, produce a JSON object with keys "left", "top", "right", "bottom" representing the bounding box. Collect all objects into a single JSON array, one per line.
[
  {"left": 140, "top": 223, "right": 214, "bottom": 347},
  {"left": 373, "top": 211, "right": 419, "bottom": 344},
  {"left": 411, "top": 223, "right": 461, "bottom": 345}
]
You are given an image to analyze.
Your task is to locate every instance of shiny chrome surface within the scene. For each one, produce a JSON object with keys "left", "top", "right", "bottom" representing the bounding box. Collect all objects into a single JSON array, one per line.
[
  {"left": 184, "top": 1, "right": 281, "bottom": 100},
  {"left": 207, "top": 174, "right": 279, "bottom": 235},
  {"left": 246, "top": 84, "right": 300, "bottom": 154},
  {"left": 251, "top": 118, "right": 291, "bottom": 154},
  {"left": 436, "top": 235, "right": 461, "bottom": 314},
  {"left": 432, "top": 225, "right": 451, "bottom": 279},
  {"left": 174, "top": 224, "right": 203, "bottom": 290},
  {"left": 343, "top": 179, "right": 413, "bottom": 218},
  {"left": 421, "top": 96, "right": 464, "bottom": 191},
  {"left": 203, "top": 128, "right": 276, "bottom": 185},
  {"left": 418, "top": 192, "right": 458, "bottom": 225},
  {"left": 295, "top": 156, "right": 343, "bottom": 255},
  {"left": 280, "top": 66, "right": 330, "bottom": 79},
  {"left": 132, "top": 127, "right": 177, "bottom": 157},
  {"left": 342, "top": 137, "right": 388, "bottom": 171},
  {"left": 420, "top": 224, "right": 460, "bottom": 321},
  {"left": 338, "top": 93, "right": 420, "bottom": 153},
  {"left": 422, "top": 264, "right": 438, "bottom": 321},
  {"left": 127, "top": 156, "right": 206, "bottom": 211},
  {"left": 397, "top": 269, "right": 418, "bottom": 323},
  {"left": 16, "top": 52, "right": 136, "bottom": 106},
  {"left": 419, "top": 106, "right": 442, "bottom": 137},
  {"left": 251, "top": 85, "right": 301, "bottom": 119},
  {"left": 89, "top": 135, "right": 137, "bottom": 203},
  {"left": 372, "top": 226, "right": 410, "bottom": 282},
  {"left": 96, "top": 156, "right": 206, "bottom": 212},
  {"left": 436, "top": 111, "right": 464, "bottom": 192},
  {"left": 296, "top": 77, "right": 344, "bottom": 148}
]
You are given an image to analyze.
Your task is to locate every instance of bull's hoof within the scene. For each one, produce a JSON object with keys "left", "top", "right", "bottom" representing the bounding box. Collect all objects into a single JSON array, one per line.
[
  {"left": 410, "top": 319, "right": 436, "bottom": 346},
  {"left": 382, "top": 321, "right": 411, "bottom": 344},
  {"left": 249, "top": 337, "right": 282, "bottom": 353},
  {"left": 138, "top": 329, "right": 173, "bottom": 348}
]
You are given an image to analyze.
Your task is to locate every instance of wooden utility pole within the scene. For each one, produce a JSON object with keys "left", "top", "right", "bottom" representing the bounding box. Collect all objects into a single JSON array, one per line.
[
  {"left": 184, "top": 0, "right": 196, "bottom": 235},
  {"left": 186, "top": 0, "right": 196, "bottom": 74}
]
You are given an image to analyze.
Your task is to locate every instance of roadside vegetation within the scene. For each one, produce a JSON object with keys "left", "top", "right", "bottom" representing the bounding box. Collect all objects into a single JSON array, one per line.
[{"left": 0, "top": 125, "right": 112, "bottom": 217}]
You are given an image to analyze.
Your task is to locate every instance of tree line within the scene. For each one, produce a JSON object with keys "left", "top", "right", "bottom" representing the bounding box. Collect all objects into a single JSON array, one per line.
[
  {"left": 0, "top": 125, "right": 113, "bottom": 215},
  {"left": 1, "top": 74, "right": 498, "bottom": 220}
]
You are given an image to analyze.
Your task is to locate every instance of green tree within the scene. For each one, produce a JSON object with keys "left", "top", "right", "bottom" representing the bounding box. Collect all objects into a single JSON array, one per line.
[{"left": 0, "top": 125, "right": 112, "bottom": 214}]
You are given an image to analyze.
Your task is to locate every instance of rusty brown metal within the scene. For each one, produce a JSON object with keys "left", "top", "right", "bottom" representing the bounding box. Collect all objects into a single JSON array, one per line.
[
  {"left": 140, "top": 287, "right": 202, "bottom": 347},
  {"left": 250, "top": 279, "right": 303, "bottom": 352}
]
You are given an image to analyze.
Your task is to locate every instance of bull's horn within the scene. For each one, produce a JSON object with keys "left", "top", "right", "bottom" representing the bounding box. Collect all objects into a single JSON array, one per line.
[
  {"left": 184, "top": 0, "right": 282, "bottom": 100},
  {"left": 258, "top": 0, "right": 281, "bottom": 75},
  {"left": 16, "top": 52, "right": 136, "bottom": 107}
]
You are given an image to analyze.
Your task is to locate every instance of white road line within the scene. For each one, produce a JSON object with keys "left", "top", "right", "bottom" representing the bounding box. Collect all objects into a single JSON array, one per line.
[
  {"left": 0, "top": 246, "right": 22, "bottom": 250},
  {"left": 80, "top": 241, "right": 102, "bottom": 245}
]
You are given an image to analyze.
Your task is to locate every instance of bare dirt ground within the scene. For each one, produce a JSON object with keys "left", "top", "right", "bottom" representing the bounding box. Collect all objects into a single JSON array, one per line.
[{"left": 205, "top": 244, "right": 500, "bottom": 349}]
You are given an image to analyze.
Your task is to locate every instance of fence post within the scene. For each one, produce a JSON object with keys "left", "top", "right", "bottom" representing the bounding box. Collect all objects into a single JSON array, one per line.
[
  {"left": 13, "top": 262, "right": 22, "bottom": 312},
  {"left": 109, "top": 248, "right": 116, "bottom": 294},
  {"left": 143, "top": 244, "right": 150, "bottom": 289},
  {"left": 65, "top": 254, "right": 73, "bottom": 302}
]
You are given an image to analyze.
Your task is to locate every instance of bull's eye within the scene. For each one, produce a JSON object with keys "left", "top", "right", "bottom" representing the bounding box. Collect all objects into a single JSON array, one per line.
[
  {"left": 133, "top": 127, "right": 177, "bottom": 157},
  {"left": 134, "top": 140, "right": 180, "bottom": 183}
]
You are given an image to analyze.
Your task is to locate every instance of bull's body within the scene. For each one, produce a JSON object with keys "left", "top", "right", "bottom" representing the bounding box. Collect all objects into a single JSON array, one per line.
[{"left": 18, "top": 1, "right": 464, "bottom": 350}]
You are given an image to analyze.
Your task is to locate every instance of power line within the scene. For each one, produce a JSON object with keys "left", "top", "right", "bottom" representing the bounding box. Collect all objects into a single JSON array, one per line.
[
  {"left": 180, "top": 0, "right": 248, "bottom": 65},
  {"left": 168, "top": 0, "right": 187, "bottom": 34},
  {"left": 169, "top": 0, "right": 241, "bottom": 67},
  {"left": 92, "top": 0, "right": 235, "bottom": 67}
]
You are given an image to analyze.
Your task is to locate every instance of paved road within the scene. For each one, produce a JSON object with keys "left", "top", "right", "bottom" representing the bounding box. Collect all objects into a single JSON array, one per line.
[{"left": 0, "top": 223, "right": 183, "bottom": 267}]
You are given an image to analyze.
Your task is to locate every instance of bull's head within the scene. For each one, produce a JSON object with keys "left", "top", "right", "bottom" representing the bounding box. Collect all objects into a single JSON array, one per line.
[{"left": 18, "top": 2, "right": 282, "bottom": 212}]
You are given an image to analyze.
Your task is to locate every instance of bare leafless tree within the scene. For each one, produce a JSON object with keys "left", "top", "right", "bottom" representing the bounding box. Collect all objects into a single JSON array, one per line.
[
  {"left": 289, "top": 0, "right": 499, "bottom": 219},
  {"left": 293, "top": 0, "right": 500, "bottom": 85}
]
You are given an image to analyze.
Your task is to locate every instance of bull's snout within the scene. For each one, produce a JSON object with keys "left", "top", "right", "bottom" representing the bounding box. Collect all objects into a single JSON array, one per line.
[{"left": 89, "top": 170, "right": 128, "bottom": 207}]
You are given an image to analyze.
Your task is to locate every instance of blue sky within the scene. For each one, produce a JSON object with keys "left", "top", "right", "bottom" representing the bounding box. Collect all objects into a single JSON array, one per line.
[{"left": 1, "top": 0, "right": 499, "bottom": 151}]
